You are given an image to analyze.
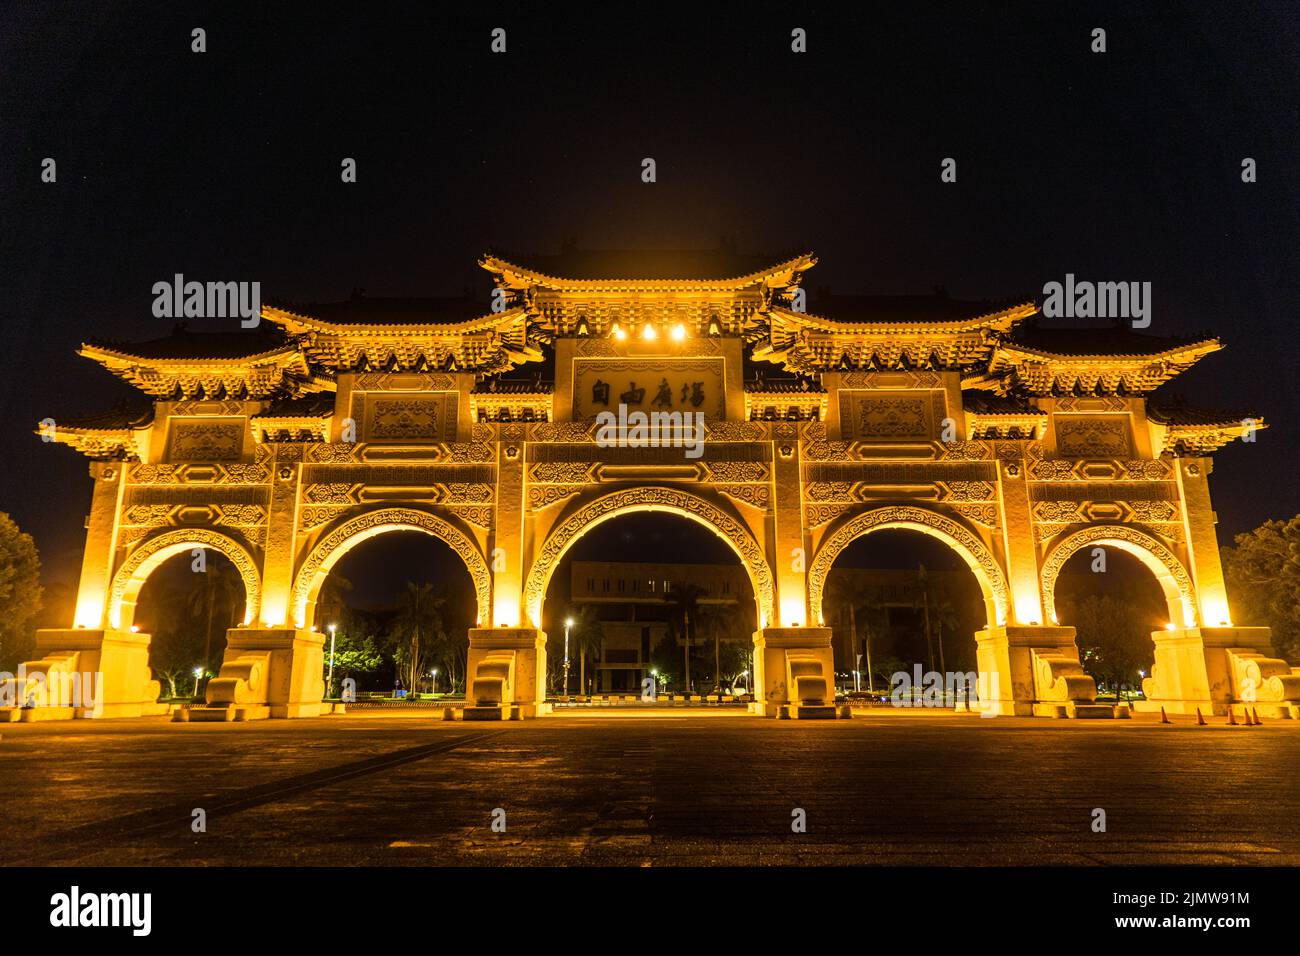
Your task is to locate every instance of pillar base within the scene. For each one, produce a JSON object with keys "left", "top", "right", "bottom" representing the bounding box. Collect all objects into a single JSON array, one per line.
[
  {"left": 752, "top": 627, "right": 839, "bottom": 718},
  {"left": 0, "top": 629, "right": 166, "bottom": 720},
  {"left": 1136, "top": 626, "right": 1296, "bottom": 717},
  {"left": 466, "top": 628, "right": 546, "bottom": 717},
  {"left": 202, "top": 628, "right": 325, "bottom": 720},
  {"left": 975, "top": 625, "right": 1102, "bottom": 718}
]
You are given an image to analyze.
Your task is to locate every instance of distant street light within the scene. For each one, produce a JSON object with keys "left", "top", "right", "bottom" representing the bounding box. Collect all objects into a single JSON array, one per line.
[
  {"left": 431, "top": 667, "right": 439, "bottom": 695},
  {"left": 327, "top": 623, "right": 338, "bottom": 699},
  {"left": 563, "top": 617, "right": 574, "bottom": 698},
  {"left": 192, "top": 666, "right": 203, "bottom": 698}
]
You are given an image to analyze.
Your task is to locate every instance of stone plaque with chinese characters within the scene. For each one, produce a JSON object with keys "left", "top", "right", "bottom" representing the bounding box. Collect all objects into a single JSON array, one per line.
[{"left": 572, "top": 358, "right": 725, "bottom": 419}]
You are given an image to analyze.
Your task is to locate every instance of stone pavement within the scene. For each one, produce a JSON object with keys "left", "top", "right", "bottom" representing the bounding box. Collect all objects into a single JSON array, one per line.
[{"left": 4, "top": 711, "right": 1297, "bottom": 866}]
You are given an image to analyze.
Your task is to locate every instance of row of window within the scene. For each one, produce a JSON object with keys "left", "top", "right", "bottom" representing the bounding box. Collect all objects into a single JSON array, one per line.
[{"left": 583, "top": 577, "right": 733, "bottom": 595}]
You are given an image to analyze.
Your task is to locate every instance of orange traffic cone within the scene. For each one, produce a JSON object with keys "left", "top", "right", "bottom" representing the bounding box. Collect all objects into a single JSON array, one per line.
[
  {"left": 1228, "top": 708, "right": 1238, "bottom": 726},
  {"left": 1160, "top": 706, "right": 1170, "bottom": 724},
  {"left": 1253, "top": 708, "right": 1263, "bottom": 725},
  {"left": 1196, "top": 707, "right": 1206, "bottom": 725}
]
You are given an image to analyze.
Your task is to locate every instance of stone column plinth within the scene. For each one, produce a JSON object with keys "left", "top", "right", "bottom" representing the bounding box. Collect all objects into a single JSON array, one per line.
[
  {"left": 752, "top": 626, "right": 838, "bottom": 718},
  {"left": 1136, "top": 626, "right": 1297, "bottom": 717},
  {"left": 974, "top": 625, "right": 1104, "bottom": 717},
  {"left": 466, "top": 627, "right": 548, "bottom": 719},
  {"left": 192, "top": 627, "right": 324, "bottom": 721},
  {"left": 0, "top": 628, "right": 165, "bottom": 721}
]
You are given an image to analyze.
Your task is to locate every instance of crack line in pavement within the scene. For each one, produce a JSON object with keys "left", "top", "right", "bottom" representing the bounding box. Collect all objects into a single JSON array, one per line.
[{"left": 30, "top": 730, "right": 506, "bottom": 862}]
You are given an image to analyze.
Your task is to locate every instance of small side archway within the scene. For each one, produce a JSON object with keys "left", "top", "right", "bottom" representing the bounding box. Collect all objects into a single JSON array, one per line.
[
  {"left": 109, "top": 528, "right": 261, "bottom": 630},
  {"left": 290, "top": 508, "right": 492, "bottom": 628},
  {"left": 1040, "top": 525, "right": 1197, "bottom": 628},
  {"left": 523, "top": 486, "right": 776, "bottom": 629},
  {"left": 807, "top": 505, "right": 1009, "bottom": 628}
]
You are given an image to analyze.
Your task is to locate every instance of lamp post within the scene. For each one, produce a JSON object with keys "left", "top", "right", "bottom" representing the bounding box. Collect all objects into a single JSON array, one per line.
[
  {"left": 327, "top": 623, "right": 337, "bottom": 699},
  {"left": 192, "top": 666, "right": 203, "bottom": 699},
  {"left": 563, "top": 617, "right": 574, "bottom": 699},
  {"left": 431, "top": 668, "right": 439, "bottom": 695}
]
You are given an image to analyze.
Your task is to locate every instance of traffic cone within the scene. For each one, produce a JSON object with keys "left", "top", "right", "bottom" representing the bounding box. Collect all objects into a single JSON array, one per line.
[
  {"left": 1196, "top": 707, "right": 1206, "bottom": 725},
  {"left": 1228, "top": 708, "right": 1238, "bottom": 726},
  {"left": 1253, "top": 708, "right": 1263, "bottom": 725},
  {"left": 1160, "top": 706, "right": 1170, "bottom": 724}
]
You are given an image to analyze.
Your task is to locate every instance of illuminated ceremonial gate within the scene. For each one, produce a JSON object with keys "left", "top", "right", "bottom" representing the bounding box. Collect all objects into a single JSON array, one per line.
[{"left": 20, "top": 247, "right": 1300, "bottom": 721}]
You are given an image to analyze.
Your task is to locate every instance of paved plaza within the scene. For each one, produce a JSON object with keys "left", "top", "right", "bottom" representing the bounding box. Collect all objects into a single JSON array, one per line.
[{"left": 5, "top": 711, "right": 1298, "bottom": 867}]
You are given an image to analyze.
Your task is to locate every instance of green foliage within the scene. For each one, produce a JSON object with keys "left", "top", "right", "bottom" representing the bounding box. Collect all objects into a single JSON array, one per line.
[
  {"left": 1067, "top": 594, "right": 1152, "bottom": 697},
  {"left": 1222, "top": 516, "right": 1300, "bottom": 660},
  {"left": 0, "top": 512, "right": 43, "bottom": 671}
]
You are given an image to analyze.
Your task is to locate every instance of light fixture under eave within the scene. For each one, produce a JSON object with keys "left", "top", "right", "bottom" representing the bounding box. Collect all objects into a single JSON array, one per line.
[
  {"left": 642, "top": 322, "right": 658, "bottom": 341},
  {"left": 611, "top": 322, "right": 627, "bottom": 341},
  {"left": 670, "top": 323, "right": 687, "bottom": 341}
]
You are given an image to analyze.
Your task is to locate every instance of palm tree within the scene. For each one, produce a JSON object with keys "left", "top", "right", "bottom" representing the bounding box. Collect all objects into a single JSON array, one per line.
[
  {"left": 667, "top": 582, "right": 707, "bottom": 694},
  {"left": 185, "top": 559, "right": 246, "bottom": 672},
  {"left": 391, "top": 582, "right": 446, "bottom": 693}
]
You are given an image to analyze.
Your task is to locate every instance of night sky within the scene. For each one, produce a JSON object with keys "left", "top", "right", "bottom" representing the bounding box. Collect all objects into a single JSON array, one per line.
[{"left": 3, "top": 2, "right": 1298, "bottom": 592}]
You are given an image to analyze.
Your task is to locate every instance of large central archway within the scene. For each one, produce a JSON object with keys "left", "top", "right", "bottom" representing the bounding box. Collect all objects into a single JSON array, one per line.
[
  {"left": 808, "top": 505, "right": 1009, "bottom": 628},
  {"left": 523, "top": 487, "right": 776, "bottom": 629},
  {"left": 291, "top": 508, "right": 492, "bottom": 628}
]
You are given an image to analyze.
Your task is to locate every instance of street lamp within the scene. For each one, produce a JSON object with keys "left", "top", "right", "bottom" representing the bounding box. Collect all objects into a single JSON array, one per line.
[
  {"left": 326, "top": 623, "right": 338, "bottom": 699},
  {"left": 192, "top": 666, "right": 203, "bottom": 698},
  {"left": 431, "top": 668, "right": 439, "bottom": 695},
  {"left": 563, "top": 617, "right": 574, "bottom": 699}
]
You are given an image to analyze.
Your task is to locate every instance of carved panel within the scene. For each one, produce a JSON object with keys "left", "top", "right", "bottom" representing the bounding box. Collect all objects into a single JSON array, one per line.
[
  {"left": 167, "top": 421, "right": 244, "bottom": 462},
  {"left": 1054, "top": 416, "right": 1134, "bottom": 457}
]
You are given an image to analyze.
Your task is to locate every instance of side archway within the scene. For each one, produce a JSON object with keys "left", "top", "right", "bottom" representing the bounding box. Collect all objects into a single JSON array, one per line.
[
  {"left": 808, "top": 505, "right": 1009, "bottom": 628},
  {"left": 1041, "top": 525, "right": 1196, "bottom": 628},
  {"left": 291, "top": 508, "right": 491, "bottom": 628},
  {"left": 523, "top": 486, "right": 776, "bottom": 629},
  {"left": 109, "top": 528, "right": 261, "bottom": 630}
]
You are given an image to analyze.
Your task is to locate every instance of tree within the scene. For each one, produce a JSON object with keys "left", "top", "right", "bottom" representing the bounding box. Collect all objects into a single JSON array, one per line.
[
  {"left": 1222, "top": 515, "right": 1300, "bottom": 661},
  {"left": 143, "top": 577, "right": 206, "bottom": 697},
  {"left": 0, "top": 512, "right": 42, "bottom": 672},
  {"left": 185, "top": 558, "right": 245, "bottom": 672},
  {"left": 389, "top": 582, "right": 445, "bottom": 693},
  {"left": 667, "top": 582, "right": 707, "bottom": 693},
  {"left": 1066, "top": 594, "right": 1151, "bottom": 700}
]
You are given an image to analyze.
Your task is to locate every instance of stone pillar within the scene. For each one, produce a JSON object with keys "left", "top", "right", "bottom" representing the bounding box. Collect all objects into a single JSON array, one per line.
[
  {"left": 261, "top": 455, "right": 304, "bottom": 627},
  {"left": 752, "top": 626, "right": 837, "bottom": 718},
  {"left": 992, "top": 445, "right": 1045, "bottom": 626},
  {"left": 73, "top": 461, "right": 128, "bottom": 628},
  {"left": 492, "top": 440, "right": 527, "bottom": 628},
  {"left": 1175, "top": 457, "right": 1232, "bottom": 627},
  {"left": 465, "top": 627, "right": 548, "bottom": 719},
  {"left": 771, "top": 431, "right": 807, "bottom": 627}
]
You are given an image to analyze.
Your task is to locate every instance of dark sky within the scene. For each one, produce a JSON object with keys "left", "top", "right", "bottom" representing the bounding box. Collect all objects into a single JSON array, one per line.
[{"left": 3, "top": 2, "right": 1298, "bottom": 588}]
